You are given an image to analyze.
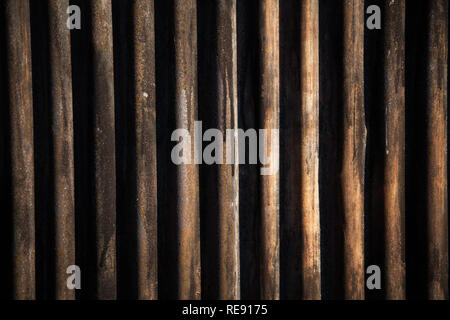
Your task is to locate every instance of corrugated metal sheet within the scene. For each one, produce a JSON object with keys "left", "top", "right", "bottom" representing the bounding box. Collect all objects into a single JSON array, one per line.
[{"left": 0, "top": 0, "right": 447, "bottom": 300}]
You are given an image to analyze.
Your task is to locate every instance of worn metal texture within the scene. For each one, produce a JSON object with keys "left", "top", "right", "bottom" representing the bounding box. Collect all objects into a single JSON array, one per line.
[{"left": 0, "top": 0, "right": 448, "bottom": 301}]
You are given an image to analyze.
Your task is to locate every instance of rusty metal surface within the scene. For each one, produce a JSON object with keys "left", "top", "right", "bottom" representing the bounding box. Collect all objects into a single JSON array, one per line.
[
  {"left": 90, "top": 0, "right": 117, "bottom": 300},
  {"left": 48, "top": 0, "right": 76, "bottom": 300},
  {"left": 5, "top": 0, "right": 36, "bottom": 300}
]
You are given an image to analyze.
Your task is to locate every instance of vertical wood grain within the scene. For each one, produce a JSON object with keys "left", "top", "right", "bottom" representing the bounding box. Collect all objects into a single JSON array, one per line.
[
  {"left": 426, "top": 0, "right": 448, "bottom": 300},
  {"left": 383, "top": 0, "right": 406, "bottom": 300},
  {"left": 341, "top": 0, "right": 365, "bottom": 300},
  {"left": 6, "top": 0, "right": 35, "bottom": 300},
  {"left": 217, "top": 0, "right": 240, "bottom": 300},
  {"left": 91, "top": 0, "right": 117, "bottom": 300},
  {"left": 48, "top": 0, "right": 76, "bottom": 300},
  {"left": 133, "top": 0, "right": 158, "bottom": 300},
  {"left": 259, "top": 0, "right": 280, "bottom": 300},
  {"left": 300, "top": 0, "right": 321, "bottom": 300},
  {"left": 174, "top": 0, "right": 201, "bottom": 300}
]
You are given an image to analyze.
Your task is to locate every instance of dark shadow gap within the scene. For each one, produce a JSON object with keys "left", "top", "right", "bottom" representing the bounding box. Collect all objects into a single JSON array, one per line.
[
  {"left": 405, "top": 0, "right": 430, "bottom": 299},
  {"left": 279, "top": 0, "right": 302, "bottom": 300}
]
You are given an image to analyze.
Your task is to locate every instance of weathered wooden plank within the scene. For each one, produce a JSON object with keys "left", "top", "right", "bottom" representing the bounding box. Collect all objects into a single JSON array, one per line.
[
  {"left": 383, "top": 0, "right": 406, "bottom": 300},
  {"left": 300, "top": 0, "right": 321, "bottom": 300},
  {"left": 91, "top": 0, "right": 117, "bottom": 300},
  {"left": 6, "top": 0, "right": 36, "bottom": 300},
  {"left": 174, "top": 0, "right": 201, "bottom": 300},
  {"left": 259, "top": 0, "right": 280, "bottom": 300},
  {"left": 426, "top": 0, "right": 448, "bottom": 300},
  {"left": 216, "top": 0, "right": 240, "bottom": 300},
  {"left": 133, "top": 0, "right": 158, "bottom": 300},
  {"left": 341, "top": 0, "right": 365, "bottom": 300},
  {"left": 48, "top": 0, "right": 76, "bottom": 300}
]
